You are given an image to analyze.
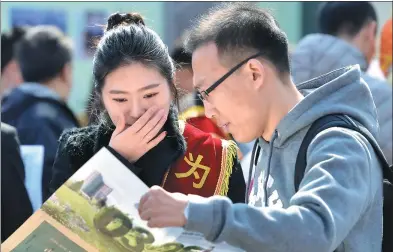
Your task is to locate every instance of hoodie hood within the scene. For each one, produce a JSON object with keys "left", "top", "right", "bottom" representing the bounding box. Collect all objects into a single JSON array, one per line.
[
  {"left": 291, "top": 33, "right": 368, "bottom": 84},
  {"left": 260, "top": 65, "right": 378, "bottom": 149}
]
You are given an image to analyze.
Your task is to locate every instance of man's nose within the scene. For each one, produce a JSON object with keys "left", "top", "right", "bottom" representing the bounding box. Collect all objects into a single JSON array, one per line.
[{"left": 203, "top": 101, "right": 216, "bottom": 119}]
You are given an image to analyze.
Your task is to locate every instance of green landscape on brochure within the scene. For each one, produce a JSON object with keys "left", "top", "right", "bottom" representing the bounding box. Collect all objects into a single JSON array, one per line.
[{"left": 11, "top": 221, "right": 86, "bottom": 252}]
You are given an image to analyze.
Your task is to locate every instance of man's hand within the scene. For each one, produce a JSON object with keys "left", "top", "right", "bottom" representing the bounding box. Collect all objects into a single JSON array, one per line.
[
  {"left": 138, "top": 186, "right": 189, "bottom": 228},
  {"left": 109, "top": 106, "right": 167, "bottom": 163}
]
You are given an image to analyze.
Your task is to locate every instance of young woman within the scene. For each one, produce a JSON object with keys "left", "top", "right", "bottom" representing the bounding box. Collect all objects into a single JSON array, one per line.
[{"left": 50, "top": 12, "right": 245, "bottom": 203}]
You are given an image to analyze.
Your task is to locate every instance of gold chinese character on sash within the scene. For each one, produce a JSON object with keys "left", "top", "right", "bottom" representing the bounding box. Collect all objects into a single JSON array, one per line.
[{"left": 175, "top": 153, "right": 211, "bottom": 189}]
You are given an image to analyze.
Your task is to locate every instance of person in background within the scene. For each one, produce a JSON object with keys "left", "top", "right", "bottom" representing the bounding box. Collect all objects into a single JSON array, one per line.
[
  {"left": 171, "top": 44, "right": 195, "bottom": 113},
  {"left": 172, "top": 44, "right": 250, "bottom": 160},
  {"left": 1, "top": 123, "right": 33, "bottom": 242},
  {"left": 138, "top": 3, "right": 383, "bottom": 251},
  {"left": 50, "top": 13, "right": 245, "bottom": 204},
  {"left": 172, "top": 45, "right": 228, "bottom": 140},
  {"left": 380, "top": 18, "right": 392, "bottom": 83},
  {"left": 1, "top": 25, "right": 80, "bottom": 202},
  {"left": 1, "top": 26, "right": 28, "bottom": 97},
  {"left": 291, "top": 2, "right": 392, "bottom": 165}
]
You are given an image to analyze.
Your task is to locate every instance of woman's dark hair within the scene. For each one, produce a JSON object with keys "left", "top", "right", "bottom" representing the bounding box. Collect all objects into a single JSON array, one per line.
[{"left": 91, "top": 12, "right": 178, "bottom": 126}]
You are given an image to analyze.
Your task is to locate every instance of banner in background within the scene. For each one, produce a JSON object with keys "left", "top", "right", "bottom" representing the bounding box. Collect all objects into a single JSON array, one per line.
[
  {"left": 79, "top": 10, "right": 107, "bottom": 59},
  {"left": 10, "top": 7, "right": 67, "bottom": 33}
]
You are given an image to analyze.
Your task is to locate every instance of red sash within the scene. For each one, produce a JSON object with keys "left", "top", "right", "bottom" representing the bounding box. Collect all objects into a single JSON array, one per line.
[
  {"left": 179, "top": 105, "right": 243, "bottom": 159},
  {"left": 162, "top": 122, "right": 237, "bottom": 197}
]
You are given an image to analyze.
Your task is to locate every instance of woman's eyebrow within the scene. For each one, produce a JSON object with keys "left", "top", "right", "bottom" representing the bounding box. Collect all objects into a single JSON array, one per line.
[
  {"left": 138, "top": 83, "right": 160, "bottom": 91},
  {"left": 109, "top": 90, "right": 129, "bottom": 94},
  {"left": 109, "top": 83, "right": 160, "bottom": 94}
]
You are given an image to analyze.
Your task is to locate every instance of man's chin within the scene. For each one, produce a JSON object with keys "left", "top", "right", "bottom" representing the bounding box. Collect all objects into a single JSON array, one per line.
[{"left": 231, "top": 131, "right": 255, "bottom": 143}]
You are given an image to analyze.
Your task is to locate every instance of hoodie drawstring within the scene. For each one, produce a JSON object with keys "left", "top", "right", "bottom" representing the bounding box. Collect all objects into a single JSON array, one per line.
[
  {"left": 246, "top": 131, "right": 278, "bottom": 205},
  {"left": 246, "top": 140, "right": 261, "bottom": 203},
  {"left": 263, "top": 130, "right": 278, "bottom": 207}
]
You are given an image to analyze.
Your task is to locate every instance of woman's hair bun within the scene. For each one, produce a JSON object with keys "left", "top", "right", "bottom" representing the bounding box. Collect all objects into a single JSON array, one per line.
[{"left": 106, "top": 12, "right": 145, "bottom": 31}]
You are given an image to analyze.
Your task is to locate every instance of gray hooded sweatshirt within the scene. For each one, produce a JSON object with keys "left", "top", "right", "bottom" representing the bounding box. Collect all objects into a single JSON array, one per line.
[
  {"left": 184, "top": 65, "right": 383, "bottom": 252},
  {"left": 291, "top": 33, "right": 392, "bottom": 165}
]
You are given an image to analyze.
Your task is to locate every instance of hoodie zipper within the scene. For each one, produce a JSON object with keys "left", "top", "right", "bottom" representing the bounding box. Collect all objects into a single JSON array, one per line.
[{"left": 263, "top": 130, "right": 278, "bottom": 207}]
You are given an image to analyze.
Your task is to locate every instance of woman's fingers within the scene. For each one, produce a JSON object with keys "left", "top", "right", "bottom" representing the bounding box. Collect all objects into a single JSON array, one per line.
[
  {"left": 112, "top": 113, "right": 126, "bottom": 137},
  {"left": 139, "top": 109, "right": 165, "bottom": 139},
  {"left": 142, "top": 110, "right": 167, "bottom": 142},
  {"left": 129, "top": 106, "right": 159, "bottom": 134},
  {"left": 146, "top": 131, "right": 167, "bottom": 150}
]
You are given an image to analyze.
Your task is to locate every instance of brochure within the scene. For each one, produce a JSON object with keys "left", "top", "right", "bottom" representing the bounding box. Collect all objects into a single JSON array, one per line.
[{"left": 2, "top": 148, "right": 243, "bottom": 252}]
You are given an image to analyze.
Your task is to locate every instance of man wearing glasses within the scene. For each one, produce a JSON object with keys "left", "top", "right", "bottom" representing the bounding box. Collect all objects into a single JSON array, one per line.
[{"left": 138, "top": 3, "right": 384, "bottom": 252}]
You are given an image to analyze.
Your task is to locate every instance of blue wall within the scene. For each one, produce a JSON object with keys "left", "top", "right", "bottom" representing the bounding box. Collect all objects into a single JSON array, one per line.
[
  {"left": 1, "top": 2, "right": 164, "bottom": 114},
  {"left": 1, "top": 2, "right": 302, "bottom": 115}
]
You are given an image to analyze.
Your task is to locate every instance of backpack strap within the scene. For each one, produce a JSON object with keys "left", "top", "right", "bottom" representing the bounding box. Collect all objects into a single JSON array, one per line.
[{"left": 294, "top": 114, "right": 393, "bottom": 192}]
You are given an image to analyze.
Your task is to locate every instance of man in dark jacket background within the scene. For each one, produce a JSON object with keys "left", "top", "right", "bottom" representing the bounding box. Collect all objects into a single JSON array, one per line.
[
  {"left": 291, "top": 2, "right": 392, "bottom": 165},
  {"left": 1, "top": 25, "right": 79, "bottom": 202},
  {"left": 1, "top": 123, "right": 33, "bottom": 242}
]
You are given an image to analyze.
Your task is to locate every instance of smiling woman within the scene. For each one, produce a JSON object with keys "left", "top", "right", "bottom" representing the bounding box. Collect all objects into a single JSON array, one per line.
[
  {"left": 49, "top": 12, "right": 246, "bottom": 204},
  {"left": 103, "top": 64, "right": 172, "bottom": 128}
]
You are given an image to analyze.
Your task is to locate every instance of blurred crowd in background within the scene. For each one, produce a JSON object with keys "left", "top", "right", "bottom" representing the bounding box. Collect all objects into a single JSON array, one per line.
[{"left": 1, "top": 1, "right": 392, "bottom": 244}]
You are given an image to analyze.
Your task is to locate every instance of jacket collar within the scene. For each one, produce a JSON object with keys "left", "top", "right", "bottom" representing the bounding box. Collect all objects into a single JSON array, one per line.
[{"left": 18, "top": 82, "right": 62, "bottom": 102}]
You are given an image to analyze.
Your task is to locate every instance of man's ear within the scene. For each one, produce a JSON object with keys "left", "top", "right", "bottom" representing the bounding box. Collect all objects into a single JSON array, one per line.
[
  {"left": 3, "top": 59, "right": 24, "bottom": 85},
  {"left": 246, "top": 58, "right": 265, "bottom": 90},
  {"left": 60, "top": 62, "right": 72, "bottom": 85},
  {"left": 366, "top": 20, "right": 377, "bottom": 42},
  {"left": 364, "top": 20, "right": 377, "bottom": 62},
  {"left": 5, "top": 60, "right": 18, "bottom": 73}
]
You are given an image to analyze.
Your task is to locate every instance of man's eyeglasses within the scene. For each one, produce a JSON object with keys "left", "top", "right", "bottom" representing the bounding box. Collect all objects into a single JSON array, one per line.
[{"left": 197, "top": 52, "right": 264, "bottom": 101}]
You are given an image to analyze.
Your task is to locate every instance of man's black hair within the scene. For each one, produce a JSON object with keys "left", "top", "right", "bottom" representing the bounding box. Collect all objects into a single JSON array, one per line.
[
  {"left": 318, "top": 2, "right": 378, "bottom": 37},
  {"left": 171, "top": 45, "right": 192, "bottom": 66},
  {"left": 1, "top": 26, "right": 28, "bottom": 72},
  {"left": 15, "top": 25, "right": 72, "bottom": 83},
  {"left": 185, "top": 2, "right": 290, "bottom": 74}
]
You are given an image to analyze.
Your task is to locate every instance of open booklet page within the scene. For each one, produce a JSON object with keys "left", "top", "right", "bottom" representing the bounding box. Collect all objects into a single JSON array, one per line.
[{"left": 2, "top": 147, "right": 244, "bottom": 252}]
